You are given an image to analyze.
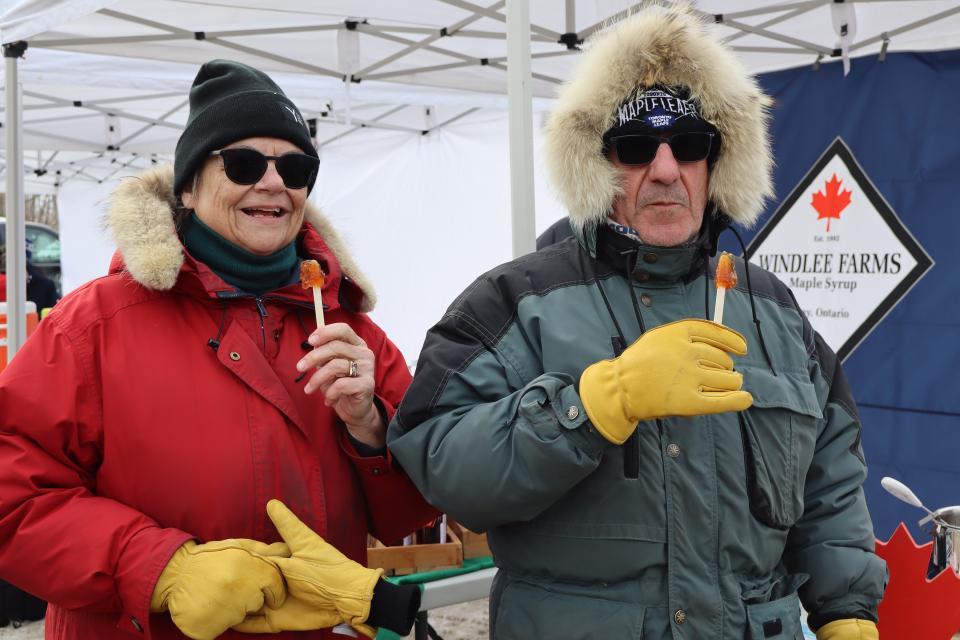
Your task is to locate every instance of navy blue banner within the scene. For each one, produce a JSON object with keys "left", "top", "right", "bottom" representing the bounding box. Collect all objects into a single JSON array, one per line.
[{"left": 721, "top": 51, "right": 960, "bottom": 539}]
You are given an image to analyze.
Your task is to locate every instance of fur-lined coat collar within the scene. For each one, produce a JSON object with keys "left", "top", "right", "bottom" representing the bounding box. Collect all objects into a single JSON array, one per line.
[{"left": 105, "top": 165, "right": 376, "bottom": 311}]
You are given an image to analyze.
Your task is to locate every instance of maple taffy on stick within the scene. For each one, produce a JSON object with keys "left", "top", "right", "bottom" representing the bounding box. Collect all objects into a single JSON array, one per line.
[
  {"left": 300, "top": 259, "right": 326, "bottom": 328},
  {"left": 713, "top": 252, "right": 737, "bottom": 325}
]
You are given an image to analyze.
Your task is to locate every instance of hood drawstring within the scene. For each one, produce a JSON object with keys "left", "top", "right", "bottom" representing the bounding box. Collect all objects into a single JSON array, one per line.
[
  {"left": 727, "top": 225, "right": 777, "bottom": 377},
  {"left": 701, "top": 247, "right": 711, "bottom": 320},
  {"left": 589, "top": 244, "right": 645, "bottom": 480},
  {"left": 620, "top": 248, "right": 646, "bottom": 481},
  {"left": 207, "top": 301, "right": 229, "bottom": 352},
  {"left": 623, "top": 249, "right": 647, "bottom": 335}
]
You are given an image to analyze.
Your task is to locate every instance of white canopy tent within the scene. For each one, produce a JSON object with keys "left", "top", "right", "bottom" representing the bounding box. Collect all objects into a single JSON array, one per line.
[{"left": 3, "top": 0, "right": 960, "bottom": 361}]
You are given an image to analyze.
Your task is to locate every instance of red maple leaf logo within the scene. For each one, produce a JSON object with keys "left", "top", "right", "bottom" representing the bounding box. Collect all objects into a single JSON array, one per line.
[
  {"left": 810, "top": 173, "right": 852, "bottom": 232},
  {"left": 874, "top": 523, "right": 960, "bottom": 639}
]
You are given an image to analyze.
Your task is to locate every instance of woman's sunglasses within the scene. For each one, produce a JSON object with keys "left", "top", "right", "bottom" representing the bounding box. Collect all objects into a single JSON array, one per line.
[
  {"left": 210, "top": 148, "right": 319, "bottom": 190},
  {"left": 609, "top": 132, "right": 715, "bottom": 165}
]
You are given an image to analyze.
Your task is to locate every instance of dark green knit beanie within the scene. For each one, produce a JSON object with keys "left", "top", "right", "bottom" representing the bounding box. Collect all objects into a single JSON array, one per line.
[{"left": 174, "top": 59, "right": 318, "bottom": 196}]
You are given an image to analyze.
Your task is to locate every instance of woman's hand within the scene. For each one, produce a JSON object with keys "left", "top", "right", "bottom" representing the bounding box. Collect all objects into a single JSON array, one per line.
[{"left": 296, "top": 323, "right": 384, "bottom": 448}]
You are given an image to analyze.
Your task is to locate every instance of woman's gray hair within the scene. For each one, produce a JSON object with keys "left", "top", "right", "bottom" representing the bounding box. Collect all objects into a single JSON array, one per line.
[{"left": 172, "top": 171, "right": 203, "bottom": 232}]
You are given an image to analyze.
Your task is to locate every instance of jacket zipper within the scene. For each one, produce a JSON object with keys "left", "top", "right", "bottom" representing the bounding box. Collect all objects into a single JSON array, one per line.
[{"left": 255, "top": 296, "right": 268, "bottom": 351}]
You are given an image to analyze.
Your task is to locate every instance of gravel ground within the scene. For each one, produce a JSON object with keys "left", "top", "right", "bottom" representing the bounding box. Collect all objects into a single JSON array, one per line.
[
  {"left": 402, "top": 599, "right": 488, "bottom": 640},
  {"left": 0, "top": 620, "right": 43, "bottom": 640}
]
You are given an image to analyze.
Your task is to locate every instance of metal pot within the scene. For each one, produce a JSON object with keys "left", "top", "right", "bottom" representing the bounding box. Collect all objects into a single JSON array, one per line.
[{"left": 925, "top": 505, "right": 960, "bottom": 578}]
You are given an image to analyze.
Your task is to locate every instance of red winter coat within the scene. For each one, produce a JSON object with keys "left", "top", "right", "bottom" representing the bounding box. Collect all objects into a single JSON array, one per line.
[{"left": 0, "top": 167, "right": 437, "bottom": 640}]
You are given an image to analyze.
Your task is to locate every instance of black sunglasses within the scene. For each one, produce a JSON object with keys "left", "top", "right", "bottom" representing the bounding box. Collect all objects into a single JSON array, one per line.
[
  {"left": 210, "top": 148, "right": 319, "bottom": 190},
  {"left": 609, "top": 132, "right": 715, "bottom": 166}
]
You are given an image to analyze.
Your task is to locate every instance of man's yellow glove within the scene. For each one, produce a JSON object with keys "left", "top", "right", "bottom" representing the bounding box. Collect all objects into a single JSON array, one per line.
[
  {"left": 150, "top": 538, "right": 288, "bottom": 640},
  {"left": 579, "top": 319, "right": 753, "bottom": 444},
  {"left": 816, "top": 619, "right": 879, "bottom": 640},
  {"left": 258, "top": 499, "right": 384, "bottom": 637}
]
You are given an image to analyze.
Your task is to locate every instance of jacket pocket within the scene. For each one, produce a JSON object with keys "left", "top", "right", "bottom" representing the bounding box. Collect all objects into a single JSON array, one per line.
[
  {"left": 738, "top": 367, "right": 822, "bottom": 530},
  {"left": 742, "top": 573, "right": 808, "bottom": 640},
  {"left": 491, "top": 577, "right": 645, "bottom": 639}
]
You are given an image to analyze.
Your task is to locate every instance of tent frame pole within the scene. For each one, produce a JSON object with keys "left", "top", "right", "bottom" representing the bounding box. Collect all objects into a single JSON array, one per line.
[
  {"left": 506, "top": 0, "right": 535, "bottom": 258},
  {"left": 4, "top": 41, "right": 28, "bottom": 362}
]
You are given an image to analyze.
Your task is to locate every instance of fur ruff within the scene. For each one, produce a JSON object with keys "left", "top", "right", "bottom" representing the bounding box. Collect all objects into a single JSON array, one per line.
[
  {"left": 106, "top": 165, "right": 376, "bottom": 311},
  {"left": 543, "top": 6, "right": 773, "bottom": 229}
]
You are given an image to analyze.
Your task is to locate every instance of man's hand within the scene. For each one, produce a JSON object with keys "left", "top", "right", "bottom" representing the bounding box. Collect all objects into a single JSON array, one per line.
[
  {"left": 816, "top": 619, "right": 879, "bottom": 640},
  {"left": 150, "top": 539, "right": 288, "bottom": 640},
  {"left": 296, "top": 323, "right": 383, "bottom": 447},
  {"left": 259, "top": 499, "right": 383, "bottom": 637},
  {"left": 579, "top": 319, "right": 753, "bottom": 444}
]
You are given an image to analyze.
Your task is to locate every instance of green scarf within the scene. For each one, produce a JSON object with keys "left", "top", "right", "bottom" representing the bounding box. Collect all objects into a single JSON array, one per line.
[{"left": 182, "top": 212, "right": 297, "bottom": 295}]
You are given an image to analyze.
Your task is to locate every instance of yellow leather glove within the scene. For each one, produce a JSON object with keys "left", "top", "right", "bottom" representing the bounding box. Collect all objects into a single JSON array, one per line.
[
  {"left": 257, "top": 499, "right": 384, "bottom": 637},
  {"left": 816, "top": 619, "right": 879, "bottom": 640},
  {"left": 150, "top": 538, "right": 288, "bottom": 640},
  {"left": 579, "top": 319, "right": 753, "bottom": 444},
  {"left": 234, "top": 595, "right": 348, "bottom": 635}
]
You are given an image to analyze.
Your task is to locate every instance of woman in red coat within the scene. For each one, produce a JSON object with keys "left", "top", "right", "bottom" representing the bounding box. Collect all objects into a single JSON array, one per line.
[{"left": 0, "top": 60, "right": 436, "bottom": 640}]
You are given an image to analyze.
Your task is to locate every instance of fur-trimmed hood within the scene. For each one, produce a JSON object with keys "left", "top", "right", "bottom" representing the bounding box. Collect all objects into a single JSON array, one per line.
[
  {"left": 544, "top": 6, "right": 773, "bottom": 230},
  {"left": 105, "top": 164, "right": 376, "bottom": 312}
]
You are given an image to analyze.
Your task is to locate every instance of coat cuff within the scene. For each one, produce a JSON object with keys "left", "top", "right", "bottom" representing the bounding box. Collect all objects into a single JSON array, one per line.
[
  {"left": 113, "top": 526, "right": 193, "bottom": 638},
  {"left": 343, "top": 397, "right": 390, "bottom": 457},
  {"left": 366, "top": 579, "right": 421, "bottom": 635}
]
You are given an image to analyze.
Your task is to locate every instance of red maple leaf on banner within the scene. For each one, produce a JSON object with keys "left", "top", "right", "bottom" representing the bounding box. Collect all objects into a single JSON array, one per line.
[
  {"left": 810, "top": 173, "right": 852, "bottom": 232},
  {"left": 874, "top": 523, "right": 960, "bottom": 639}
]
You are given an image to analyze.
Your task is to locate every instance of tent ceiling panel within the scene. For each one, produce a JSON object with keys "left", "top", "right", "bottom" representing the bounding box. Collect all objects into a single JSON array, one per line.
[
  {"left": 2, "top": 0, "right": 960, "bottom": 187},
  {"left": 16, "top": 1, "right": 960, "bottom": 93}
]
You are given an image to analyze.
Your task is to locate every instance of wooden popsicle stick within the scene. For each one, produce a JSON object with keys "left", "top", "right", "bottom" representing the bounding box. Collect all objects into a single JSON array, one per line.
[
  {"left": 713, "top": 287, "right": 726, "bottom": 325},
  {"left": 313, "top": 287, "right": 325, "bottom": 328}
]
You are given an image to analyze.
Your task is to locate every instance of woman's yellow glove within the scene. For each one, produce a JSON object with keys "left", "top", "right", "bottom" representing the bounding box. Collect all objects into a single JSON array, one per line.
[
  {"left": 233, "top": 595, "right": 348, "bottom": 635},
  {"left": 150, "top": 538, "right": 288, "bottom": 640},
  {"left": 816, "top": 619, "right": 879, "bottom": 640},
  {"left": 579, "top": 319, "right": 753, "bottom": 444},
  {"left": 260, "top": 499, "right": 384, "bottom": 636}
]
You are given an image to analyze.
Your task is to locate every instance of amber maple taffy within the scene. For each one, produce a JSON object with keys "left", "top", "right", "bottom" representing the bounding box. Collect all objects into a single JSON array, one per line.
[
  {"left": 300, "top": 259, "right": 326, "bottom": 328},
  {"left": 713, "top": 252, "right": 737, "bottom": 325}
]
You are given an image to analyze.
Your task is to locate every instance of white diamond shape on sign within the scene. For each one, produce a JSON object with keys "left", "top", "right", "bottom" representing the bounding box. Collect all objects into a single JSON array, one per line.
[{"left": 746, "top": 138, "right": 933, "bottom": 360}]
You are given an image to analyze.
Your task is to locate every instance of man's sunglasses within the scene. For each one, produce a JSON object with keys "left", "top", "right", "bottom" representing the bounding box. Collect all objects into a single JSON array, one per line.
[
  {"left": 210, "top": 148, "right": 319, "bottom": 190},
  {"left": 609, "top": 132, "right": 715, "bottom": 165}
]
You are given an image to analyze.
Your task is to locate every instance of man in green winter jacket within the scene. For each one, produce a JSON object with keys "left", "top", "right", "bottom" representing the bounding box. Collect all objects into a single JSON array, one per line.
[{"left": 388, "top": 7, "right": 885, "bottom": 639}]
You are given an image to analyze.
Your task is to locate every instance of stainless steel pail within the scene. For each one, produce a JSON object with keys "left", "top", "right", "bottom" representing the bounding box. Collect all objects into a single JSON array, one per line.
[{"left": 930, "top": 506, "right": 960, "bottom": 577}]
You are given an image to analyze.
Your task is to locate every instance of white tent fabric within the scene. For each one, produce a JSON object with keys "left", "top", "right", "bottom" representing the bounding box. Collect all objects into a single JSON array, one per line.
[
  {"left": 6, "top": 0, "right": 960, "bottom": 85},
  {"left": 1, "top": 0, "right": 959, "bottom": 187},
  {"left": 56, "top": 111, "right": 567, "bottom": 361},
  {"left": 56, "top": 177, "right": 115, "bottom": 291}
]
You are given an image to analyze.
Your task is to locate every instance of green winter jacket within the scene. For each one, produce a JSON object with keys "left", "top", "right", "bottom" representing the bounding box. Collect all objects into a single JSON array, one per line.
[{"left": 388, "top": 224, "right": 886, "bottom": 639}]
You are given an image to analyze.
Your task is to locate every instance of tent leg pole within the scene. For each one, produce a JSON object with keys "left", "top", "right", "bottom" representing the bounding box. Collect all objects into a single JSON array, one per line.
[
  {"left": 3, "top": 42, "right": 28, "bottom": 364},
  {"left": 506, "top": 0, "right": 535, "bottom": 258}
]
